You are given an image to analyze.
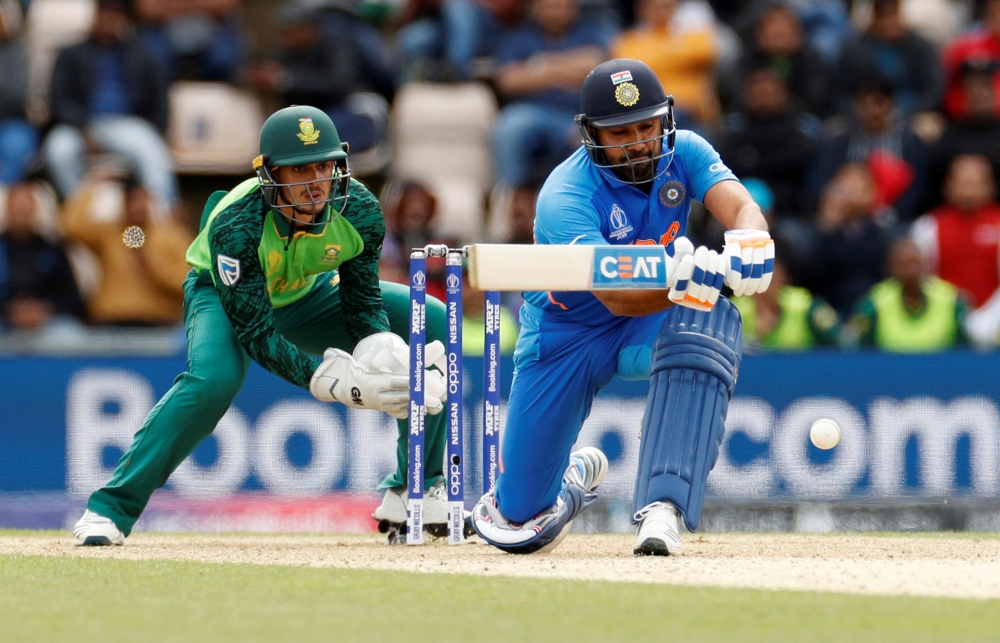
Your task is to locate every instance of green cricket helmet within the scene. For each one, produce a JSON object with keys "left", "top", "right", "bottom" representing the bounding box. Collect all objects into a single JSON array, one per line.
[{"left": 254, "top": 105, "right": 352, "bottom": 224}]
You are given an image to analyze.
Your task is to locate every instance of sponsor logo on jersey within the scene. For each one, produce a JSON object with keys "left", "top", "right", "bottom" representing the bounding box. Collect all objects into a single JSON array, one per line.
[
  {"left": 610, "top": 70, "right": 633, "bottom": 85},
  {"left": 615, "top": 82, "right": 640, "bottom": 107},
  {"left": 297, "top": 118, "right": 320, "bottom": 145},
  {"left": 217, "top": 255, "right": 241, "bottom": 286},
  {"left": 592, "top": 246, "right": 668, "bottom": 288},
  {"left": 659, "top": 180, "right": 686, "bottom": 208},
  {"left": 608, "top": 204, "right": 633, "bottom": 240}
]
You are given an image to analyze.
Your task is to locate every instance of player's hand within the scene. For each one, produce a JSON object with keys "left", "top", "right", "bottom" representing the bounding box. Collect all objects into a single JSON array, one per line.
[
  {"left": 310, "top": 348, "right": 410, "bottom": 418},
  {"left": 667, "top": 237, "right": 725, "bottom": 312},
  {"left": 349, "top": 332, "right": 447, "bottom": 416},
  {"left": 723, "top": 230, "right": 775, "bottom": 297}
]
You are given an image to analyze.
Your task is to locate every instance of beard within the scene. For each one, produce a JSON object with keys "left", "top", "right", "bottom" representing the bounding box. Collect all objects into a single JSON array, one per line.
[{"left": 610, "top": 150, "right": 656, "bottom": 184}]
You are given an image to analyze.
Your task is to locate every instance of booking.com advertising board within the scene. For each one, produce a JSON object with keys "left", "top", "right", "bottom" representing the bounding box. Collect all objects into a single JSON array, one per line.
[{"left": 2, "top": 352, "right": 1000, "bottom": 531}]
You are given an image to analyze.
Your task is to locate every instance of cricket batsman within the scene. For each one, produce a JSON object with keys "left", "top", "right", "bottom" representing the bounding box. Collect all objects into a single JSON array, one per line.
[
  {"left": 74, "top": 105, "right": 456, "bottom": 545},
  {"left": 471, "top": 60, "right": 774, "bottom": 555}
]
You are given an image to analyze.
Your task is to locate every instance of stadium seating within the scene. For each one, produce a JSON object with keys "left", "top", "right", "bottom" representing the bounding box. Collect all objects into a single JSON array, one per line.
[
  {"left": 167, "top": 82, "right": 264, "bottom": 175},
  {"left": 391, "top": 82, "right": 498, "bottom": 242},
  {"left": 24, "top": 0, "right": 95, "bottom": 124}
]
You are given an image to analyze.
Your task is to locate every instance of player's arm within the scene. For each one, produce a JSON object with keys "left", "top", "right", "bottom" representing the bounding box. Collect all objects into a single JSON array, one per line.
[
  {"left": 683, "top": 132, "right": 774, "bottom": 297},
  {"left": 703, "top": 180, "right": 768, "bottom": 233},
  {"left": 337, "top": 180, "right": 392, "bottom": 344},
  {"left": 208, "top": 204, "right": 320, "bottom": 390},
  {"left": 592, "top": 288, "right": 675, "bottom": 317}
]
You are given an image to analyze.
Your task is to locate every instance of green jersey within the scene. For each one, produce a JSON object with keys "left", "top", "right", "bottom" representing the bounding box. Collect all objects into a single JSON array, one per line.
[
  {"left": 850, "top": 277, "right": 968, "bottom": 351},
  {"left": 186, "top": 178, "right": 390, "bottom": 389}
]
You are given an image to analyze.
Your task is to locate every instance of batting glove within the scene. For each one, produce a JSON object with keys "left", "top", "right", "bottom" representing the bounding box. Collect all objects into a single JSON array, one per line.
[
  {"left": 667, "top": 237, "right": 726, "bottom": 312},
  {"left": 723, "top": 230, "right": 775, "bottom": 297}
]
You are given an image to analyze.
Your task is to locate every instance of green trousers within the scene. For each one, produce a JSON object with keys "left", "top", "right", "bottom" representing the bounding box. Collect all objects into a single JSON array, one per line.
[{"left": 88, "top": 270, "right": 447, "bottom": 535}]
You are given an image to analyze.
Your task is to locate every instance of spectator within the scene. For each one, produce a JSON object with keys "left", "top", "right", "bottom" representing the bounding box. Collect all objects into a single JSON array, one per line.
[
  {"left": 133, "top": 0, "right": 244, "bottom": 83},
  {"left": 508, "top": 182, "right": 540, "bottom": 244},
  {"left": 313, "top": 1, "right": 396, "bottom": 101},
  {"left": 720, "top": 3, "right": 829, "bottom": 116},
  {"left": 805, "top": 77, "right": 929, "bottom": 222},
  {"left": 0, "top": 1, "right": 37, "bottom": 186},
  {"left": 941, "top": 0, "right": 1000, "bottom": 121},
  {"left": 396, "top": 0, "right": 526, "bottom": 81},
  {"left": 849, "top": 237, "right": 969, "bottom": 350},
  {"left": 733, "top": 254, "right": 841, "bottom": 350},
  {"left": 492, "top": 0, "right": 611, "bottom": 188},
  {"left": 245, "top": 4, "right": 388, "bottom": 156},
  {"left": 0, "top": 183, "right": 85, "bottom": 331},
  {"left": 378, "top": 180, "right": 454, "bottom": 299},
  {"left": 807, "top": 163, "right": 891, "bottom": 318},
  {"left": 926, "top": 66, "right": 1000, "bottom": 208},
  {"left": 611, "top": 0, "right": 719, "bottom": 125},
  {"left": 60, "top": 175, "right": 191, "bottom": 326},
  {"left": 461, "top": 273, "right": 519, "bottom": 355},
  {"left": 836, "top": 0, "right": 943, "bottom": 117},
  {"left": 913, "top": 154, "right": 1000, "bottom": 345},
  {"left": 717, "top": 66, "right": 815, "bottom": 220},
  {"left": 42, "top": 0, "right": 178, "bottom": 208}
]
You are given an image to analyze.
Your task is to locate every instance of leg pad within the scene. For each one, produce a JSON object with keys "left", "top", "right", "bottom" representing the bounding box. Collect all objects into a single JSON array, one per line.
[{"left": 632, "top": 297, "right": 742, "bottom": 531}]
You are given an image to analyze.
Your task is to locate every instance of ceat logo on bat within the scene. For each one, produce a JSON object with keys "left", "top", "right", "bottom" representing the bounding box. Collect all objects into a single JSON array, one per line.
[{"left": 592, "top": 246, "right": 668, "bottom": 289}]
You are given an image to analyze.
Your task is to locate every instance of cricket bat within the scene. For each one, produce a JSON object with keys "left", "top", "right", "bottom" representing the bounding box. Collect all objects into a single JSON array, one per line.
[{"left": 467, "top": 244, "right": 672, "bottom": 291}]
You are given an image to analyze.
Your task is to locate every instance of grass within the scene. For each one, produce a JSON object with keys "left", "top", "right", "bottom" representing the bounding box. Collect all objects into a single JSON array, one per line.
[{"left": 1, "top": 553, "right": 999, "bottom": 642}]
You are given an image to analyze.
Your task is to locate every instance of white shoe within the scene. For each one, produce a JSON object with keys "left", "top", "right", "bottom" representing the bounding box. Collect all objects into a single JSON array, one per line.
[
  {"left": 372, "top": 480, "right": 470, "bottom": 538},
  {"left": 566, "top": 446, "right": 609, "bottom": 492},
  {"left": 73, "top": 509, "right": 125, "bottom": 546},
  {"left": 633, "top": 501, "right": 682, "bottom": 556}
]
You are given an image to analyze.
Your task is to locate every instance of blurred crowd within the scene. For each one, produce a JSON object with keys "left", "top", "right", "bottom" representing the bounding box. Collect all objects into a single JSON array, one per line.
[{"left": 1, "top": 0, "right": 1000, "bottom": 354}]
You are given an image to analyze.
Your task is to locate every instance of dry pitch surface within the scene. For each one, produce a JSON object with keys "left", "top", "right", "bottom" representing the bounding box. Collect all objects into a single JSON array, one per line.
[{"left": 3, "top": 531, "right": 999, "bottom": 600}]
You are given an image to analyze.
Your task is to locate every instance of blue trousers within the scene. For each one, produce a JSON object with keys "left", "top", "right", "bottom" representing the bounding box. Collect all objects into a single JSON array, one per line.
[{"left": 496, "top": 304, "right": 665, "bottom": 522}]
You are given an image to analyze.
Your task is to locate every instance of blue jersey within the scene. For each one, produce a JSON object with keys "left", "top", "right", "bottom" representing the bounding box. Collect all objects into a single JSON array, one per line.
[{"left": 523, "top": 130, "right": 738, "bottom": 327}]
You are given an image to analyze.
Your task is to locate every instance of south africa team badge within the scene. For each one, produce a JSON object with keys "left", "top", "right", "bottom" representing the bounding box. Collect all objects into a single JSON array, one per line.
[
  {"left": 659, "top": 180, "right": 685, "bottom": 208},
  {"left": 297, "top": 118, "right": 320, "bottom": 145}
]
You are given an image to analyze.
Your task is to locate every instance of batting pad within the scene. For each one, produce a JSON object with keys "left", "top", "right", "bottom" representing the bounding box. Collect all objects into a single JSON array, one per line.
[{"left": 632, "top": 297, "right": 742, "bottom": 531}]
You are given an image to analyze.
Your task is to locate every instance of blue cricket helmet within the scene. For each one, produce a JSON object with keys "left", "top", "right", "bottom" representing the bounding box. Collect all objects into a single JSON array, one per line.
[{"left": 576, "top": 59, "right": 676, "bottom": 185}]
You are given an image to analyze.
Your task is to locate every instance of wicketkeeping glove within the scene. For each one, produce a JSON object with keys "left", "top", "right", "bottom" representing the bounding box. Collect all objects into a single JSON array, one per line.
[
  {"left": 723, "top": 229, "right": 775, "bottom": 297},
  {"left": 667, "top": 237, "right": 726, "bottom": 312},
  {"left": 310, "top": 348, "right": 410, "bottom": 418},
  {"left": 310, "top": 332, "right": 447, "bottom": 419}
]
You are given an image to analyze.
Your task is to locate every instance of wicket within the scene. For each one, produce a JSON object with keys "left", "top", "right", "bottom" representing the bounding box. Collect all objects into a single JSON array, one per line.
[{"left": 407, "top": 245, "right": 501, "bottom": 545}]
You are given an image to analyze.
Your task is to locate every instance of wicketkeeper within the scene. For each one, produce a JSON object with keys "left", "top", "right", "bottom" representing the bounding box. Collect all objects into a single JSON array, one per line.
[{"left": 74, "top": 105, "right": 457, "bottom": 545}]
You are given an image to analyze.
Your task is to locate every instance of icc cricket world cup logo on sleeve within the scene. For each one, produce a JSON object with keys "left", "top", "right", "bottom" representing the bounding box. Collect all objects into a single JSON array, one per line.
[{"left": 297, "top": 118, "right": 320, "bottom": 145}]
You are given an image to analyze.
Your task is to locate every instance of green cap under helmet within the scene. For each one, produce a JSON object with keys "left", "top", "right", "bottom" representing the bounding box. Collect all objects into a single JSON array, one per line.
[
  {"left": 254, "top": 105, "right": 352, "bottom": 235},
  {"left": 258, "top": 105, "right": 347, "bottom": 167}
]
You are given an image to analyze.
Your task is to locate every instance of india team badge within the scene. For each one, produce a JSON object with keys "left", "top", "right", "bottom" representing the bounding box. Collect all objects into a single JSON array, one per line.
[
  {"left": 615, "top": 82, "right": 640, "bottom": 107},
  {"left": 659, "top": 180, "right": 686, "bottom": 208},
  {"left": 217, "top": 255, "right": 241, "bottom": 286},
  {"left": 297, "top": 118, "right": 320, "bottom": 145}
]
